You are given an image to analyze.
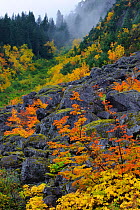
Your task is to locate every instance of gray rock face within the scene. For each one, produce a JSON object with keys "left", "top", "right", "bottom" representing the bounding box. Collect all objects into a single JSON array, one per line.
[
  {"left": 0, "top": 155, "right": 21, "bottom": 169},
  {"left": 0, "top": 135, "right": 26, "bottom": 156},
  {"left": 22, "top": 92, "right": 37, "bottom": 106},
  {"left": 23, "top": 134, "right": 48, "bottom": 150},
  {"left": 21, "top": 158, "right": 49, "bottom": 184},
  {"left": 107, "top": 90, "right": 140, "bottom": 112}
]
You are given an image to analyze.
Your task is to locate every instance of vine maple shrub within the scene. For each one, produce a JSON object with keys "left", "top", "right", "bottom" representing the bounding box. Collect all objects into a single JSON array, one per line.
[
  {"left": 112, "top": 76, "right": 140, "bottom": 92},
  {"left": 4, "top": 99, "right": 47, "bottom": 138},
  {"left": 48, "top": 91, "right": 140, "bottom": 209}
]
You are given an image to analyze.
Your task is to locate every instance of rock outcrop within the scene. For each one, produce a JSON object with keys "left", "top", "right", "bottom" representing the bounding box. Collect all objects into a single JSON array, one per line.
[{"left": 0, "top": 52, "right": 140, "bottom": 207}]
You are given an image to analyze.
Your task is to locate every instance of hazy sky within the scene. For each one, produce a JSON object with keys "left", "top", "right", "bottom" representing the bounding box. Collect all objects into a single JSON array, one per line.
[{"left": 0, "top": 0, "right": 81, "bottom": 20}]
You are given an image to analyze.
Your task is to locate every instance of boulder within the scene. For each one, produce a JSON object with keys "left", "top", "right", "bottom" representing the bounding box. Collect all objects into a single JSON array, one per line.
[
  {"left": 21, "top": 158, "right": 49, "bottom": 184},
  {"left": 107, "top": 90, "right": 140, "bottom": 112},
  {"left": 0, "top": 155, "right": 22, "bottom": 169},
  {"left": 0, "top": 135, "right": 26, "bottom": 155},
  {"left": 23, "top": 134, "right": 48, "bottom": 149}
]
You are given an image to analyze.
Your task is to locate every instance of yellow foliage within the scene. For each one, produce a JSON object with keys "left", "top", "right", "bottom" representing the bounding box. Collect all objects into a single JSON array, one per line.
[
  {"left": 108, "top": 50, "right": 116, "bottom": 60},
  {"left": 106, "top": 11, "right": 114, "bottom": 22},
  {"left": 94, "top": 54, "right": 100, "bottom": 60},
  {"left": 108, "top": 44, "right": 125, "bottom": 62},
  {"left": 3, "top": 44, "right": 35, "bottom": 73},
  {"left": 26, "top": 196, "right": 48, "bottom": 210},
  {"left": 0, "top": 44, "right": 35, "bottom": 92},
  {"left": 56, "top": 191, "right": 94, "bottom": 210},
  {"left": 82, "top": 43, "right": 102, "bottom": 58},
  {"left": 44, "top": 60, "right": 89, "bottom": 86},
  {"left": 45, "top": 63, "right": 64, "bottom": 85},
  {"left": 115, "top": 45, "right": 125, "bottom": 58},
  {"left": 0, "top": 73, "right": 11, "bottom": 92},
  {"left": 55, "top": 170, "right": 140, "bottom": 210},
  {"left": 68, "top": 62, "right": 90, "bottom": 81},
  {"left": 44, "top": 40, "right": 57, "bottom": 54},
  {"left": 72, "top": 39, "right": 82, "bottom": 48},
  {"left": 21, "top": 183, "right": 46, "bottom": 198},
  {"left": 132, "top": 23, "right": 140, "bottom": 29},
  {"left": 21, "top": 183, "right": 47, "bottom": 210},
  {"left": 123, "top": 28, "right": 129, "bottom": 33}
]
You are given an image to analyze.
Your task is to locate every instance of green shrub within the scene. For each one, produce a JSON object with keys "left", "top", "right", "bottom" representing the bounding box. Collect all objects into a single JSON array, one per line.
[{"left": 0, "top": 168, "right": 25, "bottom": 210}]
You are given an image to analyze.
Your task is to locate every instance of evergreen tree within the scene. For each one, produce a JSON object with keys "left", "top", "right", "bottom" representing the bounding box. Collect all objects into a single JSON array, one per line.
[{"left": 56, "top": 10, "right": 64, "bottom": 28}]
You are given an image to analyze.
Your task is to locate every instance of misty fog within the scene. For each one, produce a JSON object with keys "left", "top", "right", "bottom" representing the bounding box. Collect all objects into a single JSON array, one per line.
[{"left": 65, "top": 0, "right": 116, "bottom": 39}]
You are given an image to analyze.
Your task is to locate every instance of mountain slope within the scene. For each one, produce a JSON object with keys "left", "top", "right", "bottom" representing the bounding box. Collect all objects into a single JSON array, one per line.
[
  {"left": 41, "top": 0, "right": 140, "bottom": 87},
  {"left": 0, "top": 0, "right": 139, "bottom": 108},
  {"left": 0, "top": 0, "right": 139, "bottom": 107},
  {"left": 0, "top": 51, "right": 140, "bottom": 209},
  {"left": 0, "top": 0, "right": 140, "bottom": 209},
  {"left": 66, "top": 0, "right": 116, "bottom": 38}
]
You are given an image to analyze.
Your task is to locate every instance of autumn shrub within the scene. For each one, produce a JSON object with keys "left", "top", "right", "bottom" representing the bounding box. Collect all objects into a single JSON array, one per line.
[
  {"left": 56, "top": 170, "right": 140, "bottom": 210},
  {"left": 20, "top": 183, "right": 48, "bottom": 210},
  {"left": 4, "top": 99, "right": 47, "bottom": 138},
  {"left": 48, "top": 91, "right": 140, "bottom": 209},
  {"left": 67, "top": 62, "right": 90, "bottom": 81},
  {"left": 112, "top": 76, "right": 140, "bottom": 92},
  {"left": 108, "top": 43, "right": 125, "bottom": 62},
  {"left": 26, "top": 196, "right": 48, "bottom": 210}
]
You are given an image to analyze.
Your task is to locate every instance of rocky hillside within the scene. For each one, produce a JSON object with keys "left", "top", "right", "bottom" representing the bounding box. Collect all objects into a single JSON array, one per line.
[{"left": 0, "top": 52, "right": 140, "bottom": 208}]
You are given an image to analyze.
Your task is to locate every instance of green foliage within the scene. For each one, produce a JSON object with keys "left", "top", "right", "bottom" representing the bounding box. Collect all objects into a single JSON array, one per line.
[
  {"left": 0, "top": 53, "right": 58, "bottom": 107},
  {"left": 0, "top": 11, "right": 70, "bottom": 58},
  {"left": 49, "top": 161, "right": 65, "bottom": 173},
  {"left": 60, "top": 62, "right": 79, "bottom": 75},
  {"left": 77, "top": 0, "right": 140, "bottom": 67},
  {"left": 0, "top": 168, "right": 25, "bottom": 210}
]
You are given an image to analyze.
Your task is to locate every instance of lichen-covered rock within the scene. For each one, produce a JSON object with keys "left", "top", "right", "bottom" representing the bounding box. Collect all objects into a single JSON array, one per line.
[
  {"left": 23, "top": 147, "right": 49, "bottom": 158},
  {"left": 23, "top": 134, "right": 48, "bottom": 149},
  {"left": 84, "top": 119, "right": 115, "bottom": 138},
  {"left": 59, "top": 84, "right": 104, "bottom": 113},
  {"left": 43, "top": 195, "right": 57, "bottom": 207},
  {"left": 37, "top": 85, "right": 64, "bottom": 116},
  {"left": 22, "top": 134, "right": 49, "bottom": 162},
  {"left": 0, "top": 135, "right": 26, "bottom": 156},
  {"left": 121, "top": 112, "right": 140, "bottom": 139},
  {"left": 43, "top": 186, "right": 63, "bottom": 207},
  {"left": 0, "top": 155, "right": 22, "bottom": 169},
  {"left": 107, "top": 90, "right": 140, "bottom": 112},
  {"left": 21, "top": 158, "right": 49, "bottom": 184},
  {"left": 22, "top": 91, "right": 37, "bottom": 106}
]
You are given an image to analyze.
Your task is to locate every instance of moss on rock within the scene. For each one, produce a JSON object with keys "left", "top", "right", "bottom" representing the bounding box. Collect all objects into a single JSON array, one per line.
[
  {"left": 84, "top": 119, "right": 115, "bottom": 137},
  {"left": 56, "top": 108, "right": 72, "bottom": 114}
]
